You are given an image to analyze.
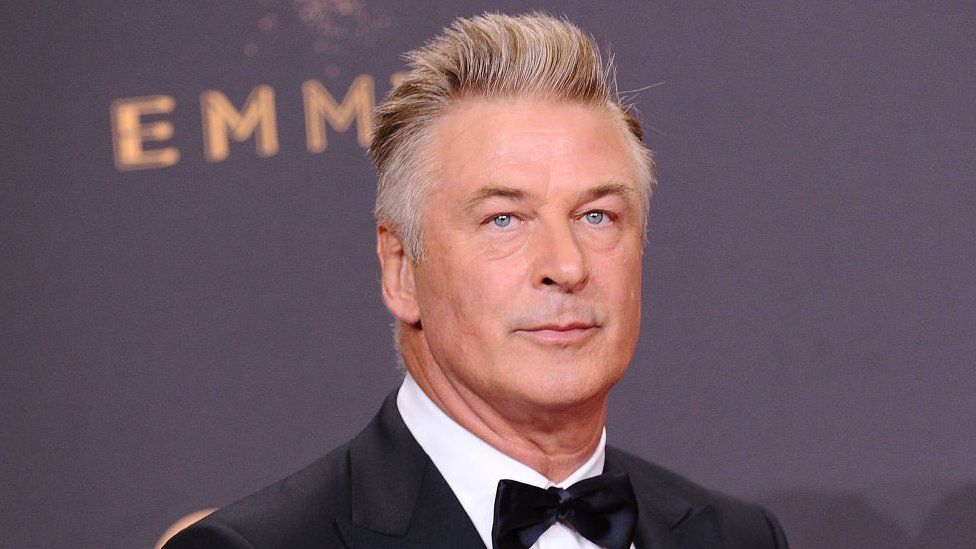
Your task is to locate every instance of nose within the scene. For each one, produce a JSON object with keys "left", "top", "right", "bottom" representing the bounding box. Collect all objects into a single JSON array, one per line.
[{"left": 533, "top": 219, "right": 589, "bottom": 293}]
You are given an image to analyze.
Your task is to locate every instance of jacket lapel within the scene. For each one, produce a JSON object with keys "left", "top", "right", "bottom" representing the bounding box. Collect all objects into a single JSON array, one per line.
[
  {"left": 335, "top": 391, "right": 486, "bottom": 549},
  {"left": 605, "top": 448, "right": 721, "bottom": 549}
]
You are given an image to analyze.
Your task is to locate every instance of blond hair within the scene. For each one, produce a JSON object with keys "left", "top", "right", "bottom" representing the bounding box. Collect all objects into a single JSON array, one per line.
[{"left": 370, "top": 12, "right": 655, "bottom": 259}]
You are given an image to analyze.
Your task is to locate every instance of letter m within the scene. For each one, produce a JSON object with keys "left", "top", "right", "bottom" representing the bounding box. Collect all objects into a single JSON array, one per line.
[
  {"left": 200, "top": 85, "right": 279, "bottom": 162},
  {"left": 303, "top": 75, "right": 374, "bottom": 152}
]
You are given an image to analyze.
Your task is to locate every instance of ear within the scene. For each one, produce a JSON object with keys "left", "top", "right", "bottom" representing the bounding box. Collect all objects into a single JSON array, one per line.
[{"left": 376, "top": 224, "right": 421, "bottom": 325}]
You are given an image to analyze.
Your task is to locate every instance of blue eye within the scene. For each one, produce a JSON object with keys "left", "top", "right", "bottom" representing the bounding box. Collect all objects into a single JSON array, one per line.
[
  {"left": 492, "top": 214, "right": 513, "bottom": 228},
  {"left": 584, "top": 211, "right": 606, "bottom": 225}
]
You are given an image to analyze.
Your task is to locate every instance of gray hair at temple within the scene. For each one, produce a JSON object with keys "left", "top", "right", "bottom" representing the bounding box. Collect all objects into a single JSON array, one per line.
[{"left": 370, "top": 11, "right": 656, "bottom": 260}]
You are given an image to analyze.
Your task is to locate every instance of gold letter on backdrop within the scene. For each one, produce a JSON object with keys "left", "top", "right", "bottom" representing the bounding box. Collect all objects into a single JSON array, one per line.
[
  {"left": 200, "top": 85, "right": 279, "bottom": 163},
  {"left": 110, "top": 96, "right": 180, "bottom": 171},
  {"left": 302, "top": 75, "right": 374, "bottom": 153}
]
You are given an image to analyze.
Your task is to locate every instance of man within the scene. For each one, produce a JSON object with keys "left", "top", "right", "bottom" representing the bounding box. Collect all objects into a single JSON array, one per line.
[{"left": 165, "top": 12, "right": 789, "bottom": 549}]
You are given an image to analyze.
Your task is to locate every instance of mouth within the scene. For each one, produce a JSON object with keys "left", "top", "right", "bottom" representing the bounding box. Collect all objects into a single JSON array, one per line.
[{"left": 515, "top": 322, "right": 599, "bottom": 346}]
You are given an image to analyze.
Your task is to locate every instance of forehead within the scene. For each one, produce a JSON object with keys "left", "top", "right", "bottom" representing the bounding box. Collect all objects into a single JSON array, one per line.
[{"left": 425, "top": 98, "right": 639, "bottom": 197}]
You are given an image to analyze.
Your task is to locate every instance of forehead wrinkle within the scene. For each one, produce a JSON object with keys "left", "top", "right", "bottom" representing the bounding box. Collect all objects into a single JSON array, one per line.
[{"left": 488, "top": 129, "right": 581, "bottom": 166}]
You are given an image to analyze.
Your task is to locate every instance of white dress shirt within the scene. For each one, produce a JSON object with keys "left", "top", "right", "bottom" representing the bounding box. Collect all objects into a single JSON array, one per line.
[{"left": 397, "top": 373, "right": 636, "bottom": 549}]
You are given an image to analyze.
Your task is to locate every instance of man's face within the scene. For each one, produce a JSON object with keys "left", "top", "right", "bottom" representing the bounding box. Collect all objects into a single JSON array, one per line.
[{"left": 410, "top": 98, "right": 644, "bottom": 413}]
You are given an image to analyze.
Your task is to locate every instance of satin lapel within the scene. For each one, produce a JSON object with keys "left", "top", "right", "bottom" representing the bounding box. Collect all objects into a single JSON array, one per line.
[
  {"left": 605, "top": 448, "right": 721, "bottom": 549},
  {"left": 337, "top": 391, "right": 485, "bottom": 549}
]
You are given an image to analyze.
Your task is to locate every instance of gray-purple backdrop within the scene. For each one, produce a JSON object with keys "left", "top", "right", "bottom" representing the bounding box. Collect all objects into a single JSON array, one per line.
[{"left": 2, "top": 2, "right": 974, "bottom": 548}]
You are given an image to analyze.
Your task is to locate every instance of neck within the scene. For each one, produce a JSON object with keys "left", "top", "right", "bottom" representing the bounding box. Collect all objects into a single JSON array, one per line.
[{"left": 400, "top": 330, "right": 608, "bottom": 483}]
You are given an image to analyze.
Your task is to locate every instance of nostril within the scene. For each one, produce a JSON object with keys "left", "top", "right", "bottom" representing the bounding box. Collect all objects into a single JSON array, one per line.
[{"left": 542, "top": 277, "right": 555, "bottom": 285}]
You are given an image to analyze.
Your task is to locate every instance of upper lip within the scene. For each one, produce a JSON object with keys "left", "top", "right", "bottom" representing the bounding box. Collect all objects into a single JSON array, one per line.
[{"left": 521, "top": 322, "right": 597, "bottom": 331}]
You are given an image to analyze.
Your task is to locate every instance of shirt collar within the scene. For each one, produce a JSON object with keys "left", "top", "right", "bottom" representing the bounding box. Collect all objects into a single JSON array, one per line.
[{"left": 397, "top": 373, "right": 607, "bottom": 548}]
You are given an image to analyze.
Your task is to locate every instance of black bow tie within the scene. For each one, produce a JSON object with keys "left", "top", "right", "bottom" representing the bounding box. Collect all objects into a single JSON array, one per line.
[{"left": 491, "top": 470, "right": 638, "bottom": 549}]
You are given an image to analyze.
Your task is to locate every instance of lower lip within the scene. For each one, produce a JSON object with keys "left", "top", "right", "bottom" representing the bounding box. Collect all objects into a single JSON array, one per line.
[{"left": 518, "top": 327, "right": 596, "bottom": 345}]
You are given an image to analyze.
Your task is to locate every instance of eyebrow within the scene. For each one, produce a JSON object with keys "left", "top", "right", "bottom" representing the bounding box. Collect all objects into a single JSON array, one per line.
[
  {"left": 577, "top": 182, "right": 636, "bottom": 205},
  {"left": 461, "top": 186, "right": 536, "bottom": 214}
]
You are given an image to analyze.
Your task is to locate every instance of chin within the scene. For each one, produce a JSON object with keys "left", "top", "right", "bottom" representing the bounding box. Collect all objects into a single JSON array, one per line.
[{"left": 502, "top": 358, "right": 624, "bottom": 412}]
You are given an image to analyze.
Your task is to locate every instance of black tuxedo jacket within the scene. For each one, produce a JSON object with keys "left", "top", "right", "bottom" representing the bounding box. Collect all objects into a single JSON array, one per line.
[{"left": 164, "top": 392, "right": 789, "bottom": 548}]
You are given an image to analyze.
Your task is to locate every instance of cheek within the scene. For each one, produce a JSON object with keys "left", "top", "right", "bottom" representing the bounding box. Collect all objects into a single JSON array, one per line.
[
  {"left": 596, "top": 249, "right": 643, "bottom": 334},
  {"left": 598, "top": 245, "right": 642, "bottom": 290},
  {"left": 417, "top": 250, "right": 518, "bottom": 336}
]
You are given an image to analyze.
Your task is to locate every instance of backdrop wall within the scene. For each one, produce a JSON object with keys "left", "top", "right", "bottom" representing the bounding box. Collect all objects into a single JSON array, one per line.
[{"left": 2, "top": 2, "right": 974, "bottom": 548}]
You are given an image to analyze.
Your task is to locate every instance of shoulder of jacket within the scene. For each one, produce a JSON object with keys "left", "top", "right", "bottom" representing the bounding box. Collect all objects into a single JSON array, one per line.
[{"left": 606, "top": 445, "right": 787, "bottom": 547}]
